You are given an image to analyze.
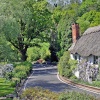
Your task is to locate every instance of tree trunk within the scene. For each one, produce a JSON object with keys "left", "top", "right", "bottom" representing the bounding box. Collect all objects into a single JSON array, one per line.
[
  {"left": 20, "top": 48, "right": 28, "bottom": 61},
  {"left": 21, "top": 52, "right": 27, "bottom": 61}
]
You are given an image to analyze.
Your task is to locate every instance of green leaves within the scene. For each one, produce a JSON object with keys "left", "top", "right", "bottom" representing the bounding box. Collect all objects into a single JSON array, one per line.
[
  {"left": 0, "top": 0, "right": 53, "bottom": 61},
  {"left": 77, "top": 10, "right": 100, "bottom": 33},
  {"left": 3, "top": 17, "right": 20, "bottom": 41}
]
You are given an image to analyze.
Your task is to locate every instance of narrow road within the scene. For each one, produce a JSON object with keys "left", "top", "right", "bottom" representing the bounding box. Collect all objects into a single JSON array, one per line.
[{"left": 24, "top": 64, "right": 100, "bottom": 98}]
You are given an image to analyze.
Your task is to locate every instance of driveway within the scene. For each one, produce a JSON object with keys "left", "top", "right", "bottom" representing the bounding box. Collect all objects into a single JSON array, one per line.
[{"left": 24, "top": 64, "right": 100, "bottom": 98}]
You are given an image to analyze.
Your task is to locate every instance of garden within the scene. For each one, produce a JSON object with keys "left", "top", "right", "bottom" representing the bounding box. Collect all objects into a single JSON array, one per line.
[
  {"left": 0, "top": 0, "right": 100, "bottom": 99},
  {"left": 0, "top": 61, "right": 32, "bottom": 98},
  {"left": 58, "top": 51, "right": 100, "bottom": 88},
  {"left": 21, "top": 87, "right": 99, "bottom": 100}
]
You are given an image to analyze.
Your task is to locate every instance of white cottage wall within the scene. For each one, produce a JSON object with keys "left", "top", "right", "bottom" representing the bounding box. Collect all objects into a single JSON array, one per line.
[
  {"left": 87, "top": 55, "right": 94, "bottom": 64},
  {"left": 70, "top": 54, "right": 94, "bottom": 65},
  {"left": 70, "top": 54, "right": 75, "bottom": 60},
  {"left": 70, "top": 53, "right": 80, "bottom": 62}
]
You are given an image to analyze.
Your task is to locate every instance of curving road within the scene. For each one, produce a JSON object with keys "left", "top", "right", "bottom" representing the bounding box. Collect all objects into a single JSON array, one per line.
[{"left": 24, "top": 64, "right": 100, "bottom": 98}]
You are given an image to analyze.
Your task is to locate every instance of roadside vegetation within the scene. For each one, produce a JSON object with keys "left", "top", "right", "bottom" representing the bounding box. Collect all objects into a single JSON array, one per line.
[
  {"left": 0, "top": 61, "right": 32, "bottom": 97},
  {"left": 58, "top": 51, "right": 100, "bottom": 88},
  {"left": 21, "top": 87, "right": 99, "bottom": 100},
  {"left": 58, "top": 51, "right": 78, "bottom": 78},
  {"left": 0, "top": 78, "right": 15, "bottom": 97},
  {"left": 0, "top": 0, "right": 100, "bottom": 99}
]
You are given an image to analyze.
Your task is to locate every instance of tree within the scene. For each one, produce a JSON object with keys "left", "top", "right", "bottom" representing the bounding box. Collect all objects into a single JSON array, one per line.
[
  {"left": 79, "top": 0, "right": 100, "bottom": 16},
  {"left": 77, "top": 10, "right": 100, "bottom": 34},
  {"left": 0, "top": 34, "right": 18, "bottom": 62},
  {"left": 0, "top": 0, "right": 52, "bottom": 61},
  {"left": 57, "top": 3, "right": 80, "bottom": 58}
]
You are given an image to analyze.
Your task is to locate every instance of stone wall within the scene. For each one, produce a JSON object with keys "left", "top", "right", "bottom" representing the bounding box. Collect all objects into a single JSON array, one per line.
[{"left": 73, "top": 60, "right": 99, "bottom": 83}]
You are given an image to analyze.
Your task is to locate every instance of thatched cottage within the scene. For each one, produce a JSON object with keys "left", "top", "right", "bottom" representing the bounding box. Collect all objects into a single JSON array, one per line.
[{"left": 69, "top": 23, "right": 100, "bottom": 65}]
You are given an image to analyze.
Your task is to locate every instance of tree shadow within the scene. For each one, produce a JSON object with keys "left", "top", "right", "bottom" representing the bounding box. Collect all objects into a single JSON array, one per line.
[{"left": 26, "top": 79, "right": 75, "bottom": 93}]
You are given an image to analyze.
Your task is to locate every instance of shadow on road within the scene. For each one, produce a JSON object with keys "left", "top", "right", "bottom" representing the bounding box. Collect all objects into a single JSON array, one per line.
[{"left": 26, "top": 79, "right": 74, "bottom": 92}]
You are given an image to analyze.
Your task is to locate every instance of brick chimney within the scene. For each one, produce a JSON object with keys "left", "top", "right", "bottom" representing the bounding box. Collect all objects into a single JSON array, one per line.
[{"left": 72, "top": 23, "right": 80, "bottom": 43}]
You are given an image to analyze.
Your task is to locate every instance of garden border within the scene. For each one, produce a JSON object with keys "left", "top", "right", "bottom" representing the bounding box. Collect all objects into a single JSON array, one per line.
[{"left": 57, "top": 73, "right": 100, "bottom": 94}]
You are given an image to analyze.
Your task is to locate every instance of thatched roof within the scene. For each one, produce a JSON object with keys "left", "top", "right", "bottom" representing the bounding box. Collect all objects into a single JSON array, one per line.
[{"left": 69, "top": 25, "right": 100, "bottom": 57}]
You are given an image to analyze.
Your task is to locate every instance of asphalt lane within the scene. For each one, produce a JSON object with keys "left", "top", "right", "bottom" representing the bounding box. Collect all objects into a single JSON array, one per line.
[{"left": 24, "top": 64, "right": 100, "bottom": 98}]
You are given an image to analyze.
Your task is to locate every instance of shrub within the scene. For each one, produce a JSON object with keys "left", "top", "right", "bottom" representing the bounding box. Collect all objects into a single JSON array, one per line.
[
  {"left": 14, "top": 71, "right": 27, "bottom": 79},
  {"left": 68, "top": 59, "right": 78, "bottom": 70},
  {"left": 58, "top": 51, "right": 77, "bottom": 78},
  {"left": 17, "top": 61, "right": 32, "bottom": 68},
  {"left": 4, "top": 72, "right": 13, "bottom": 80},
  {"left": 63, "top": 68, "right": 72, "bottom": 77},
  {"left": 13, "top": 61, "right": 32, "bottom": 80},
  {"left": 10, "top": 81, "right": 16, "bottom": 87},
  {"left": 70, "top": 75, "right": 77, "bottom": 81},
  {"left": 27, "top": 43, "right": 50, "bottom": 61},
  {"left": 92, "top": 81, "right": 100, "bottom": 87},
  {"left": 12, "top": 78, "right": 20, "bottom": 83},
  {"left": 21, "top": 88, "right": 99, "bottom": 100},
  {"left": 59, "top": 92, "right": 97, "bottom": 100},
  {"left": 58, "top": 51, "right": 70, "bottom": 77},
  {"left": 21, "top": 87, "right": 59, "bottom": 100}
]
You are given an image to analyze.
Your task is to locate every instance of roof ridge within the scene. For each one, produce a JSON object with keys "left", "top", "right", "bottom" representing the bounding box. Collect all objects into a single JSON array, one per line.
[{"left": 83, "top": 25, "right": 100, "bottom": 35}]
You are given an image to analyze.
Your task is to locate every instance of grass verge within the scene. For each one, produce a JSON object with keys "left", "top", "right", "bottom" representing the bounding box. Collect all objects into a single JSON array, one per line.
[{"left": 0, "top": 78, "right": 15, "bottom": 97}]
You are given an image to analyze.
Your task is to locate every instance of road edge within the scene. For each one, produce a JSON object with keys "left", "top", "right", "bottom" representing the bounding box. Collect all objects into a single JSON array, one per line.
[{"left": 57, "top": 73, "right": 100, "bottom": 95}]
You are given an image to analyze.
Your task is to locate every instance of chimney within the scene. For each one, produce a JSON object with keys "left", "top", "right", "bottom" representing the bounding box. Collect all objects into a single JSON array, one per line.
[{"left": 72, "top": 23, "right": 80, "bottom": 43}]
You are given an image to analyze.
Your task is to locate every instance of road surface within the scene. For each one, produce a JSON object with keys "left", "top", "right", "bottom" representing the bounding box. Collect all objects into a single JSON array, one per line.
[{"left": 24, "top": 64, "right": 100, "bottom": 98}]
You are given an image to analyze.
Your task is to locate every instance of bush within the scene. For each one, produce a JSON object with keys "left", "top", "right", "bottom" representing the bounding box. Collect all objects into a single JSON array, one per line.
[
  {"left": 17, "top": 61, "right": 32, "bottom": 68},
  {"left": 14, "top": 71, "right": 27, "bottom": 79},
  {"left": 4, "top": 72, "right": 13, "bottom": 80},
  {"left": 58, "top": 51, "right": 77, "bottom": 78},
  {"left": 13, "top": 61, "right": 32, "bottom": 80},
  {"left": 27, "top": 43, "right": 50, "bottom": 61},
  {"left": 10, "top": 81, "right": 16, "bottom": 87},
  {"left": 68, "top": 59, "right": 78, "bottom": 70},
  {"left": 70, "top": 75, "right": 77, "bottom": 81},
  {"left": 63, "top": 68, "right": 72, "bottom": 77},
  {"left": 92, "top": 81, "right": 100, "bottom": 87},
  {"left": 59, "top": 92, "right": 97, "bottom": 100},
  {"left": 58, "top": 51, "right": 72, "bottom": 77},
  {"left": 21, "top": 87, "right": 59, "bottom": 100},
  {"left": 58, "top": 51, "right": 70, "bottom": 76},
  {"left": 21, "top": 88, "right": 99, "bottom": 100}
]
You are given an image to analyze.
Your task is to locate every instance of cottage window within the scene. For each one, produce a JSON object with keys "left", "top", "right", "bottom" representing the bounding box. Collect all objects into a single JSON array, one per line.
[
  {"left": 94, "top": 56, "right": 98, "bottom": 64},
  {"left": 75, "top": 55, "right": 77, "bottom": 60},
  {"left": 79, "top": 55, "right": 81, "bottom": 60}
]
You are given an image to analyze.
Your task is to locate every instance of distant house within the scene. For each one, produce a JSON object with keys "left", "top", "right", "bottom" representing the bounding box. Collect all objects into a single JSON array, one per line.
[{"left": 69, "top": 24, "right": 100, "bottom": 65}]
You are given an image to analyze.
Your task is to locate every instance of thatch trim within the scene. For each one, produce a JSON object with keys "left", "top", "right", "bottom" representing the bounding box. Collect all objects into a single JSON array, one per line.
[
  {"left": 70, "top": 25, "right": 100, "bottom": 57},
  {"left": 84, "top": 25, "right": 100, "bottom": 35}
]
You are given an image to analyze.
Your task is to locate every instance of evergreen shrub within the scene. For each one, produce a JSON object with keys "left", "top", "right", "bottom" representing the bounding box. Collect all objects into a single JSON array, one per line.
[
  {"left": 59, "top": 92, "right": 97, "bottom": 100},
  {"left": 58, "top": 51, "right": 77, "bottom": 78},
  {"left": 13, "top": 61, "right": 32, "bottom": 81},
  {"left": 21, "top": 87, "right": 59, "bottom": 100},
  {"left": 21, "top": 88, "right": 99, "bottom": 100}
]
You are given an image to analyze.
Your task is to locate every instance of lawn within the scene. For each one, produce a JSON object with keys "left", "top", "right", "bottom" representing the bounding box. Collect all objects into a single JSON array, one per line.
[{"left": 0, "top": 78, "right": 15, "bottom": 97}]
